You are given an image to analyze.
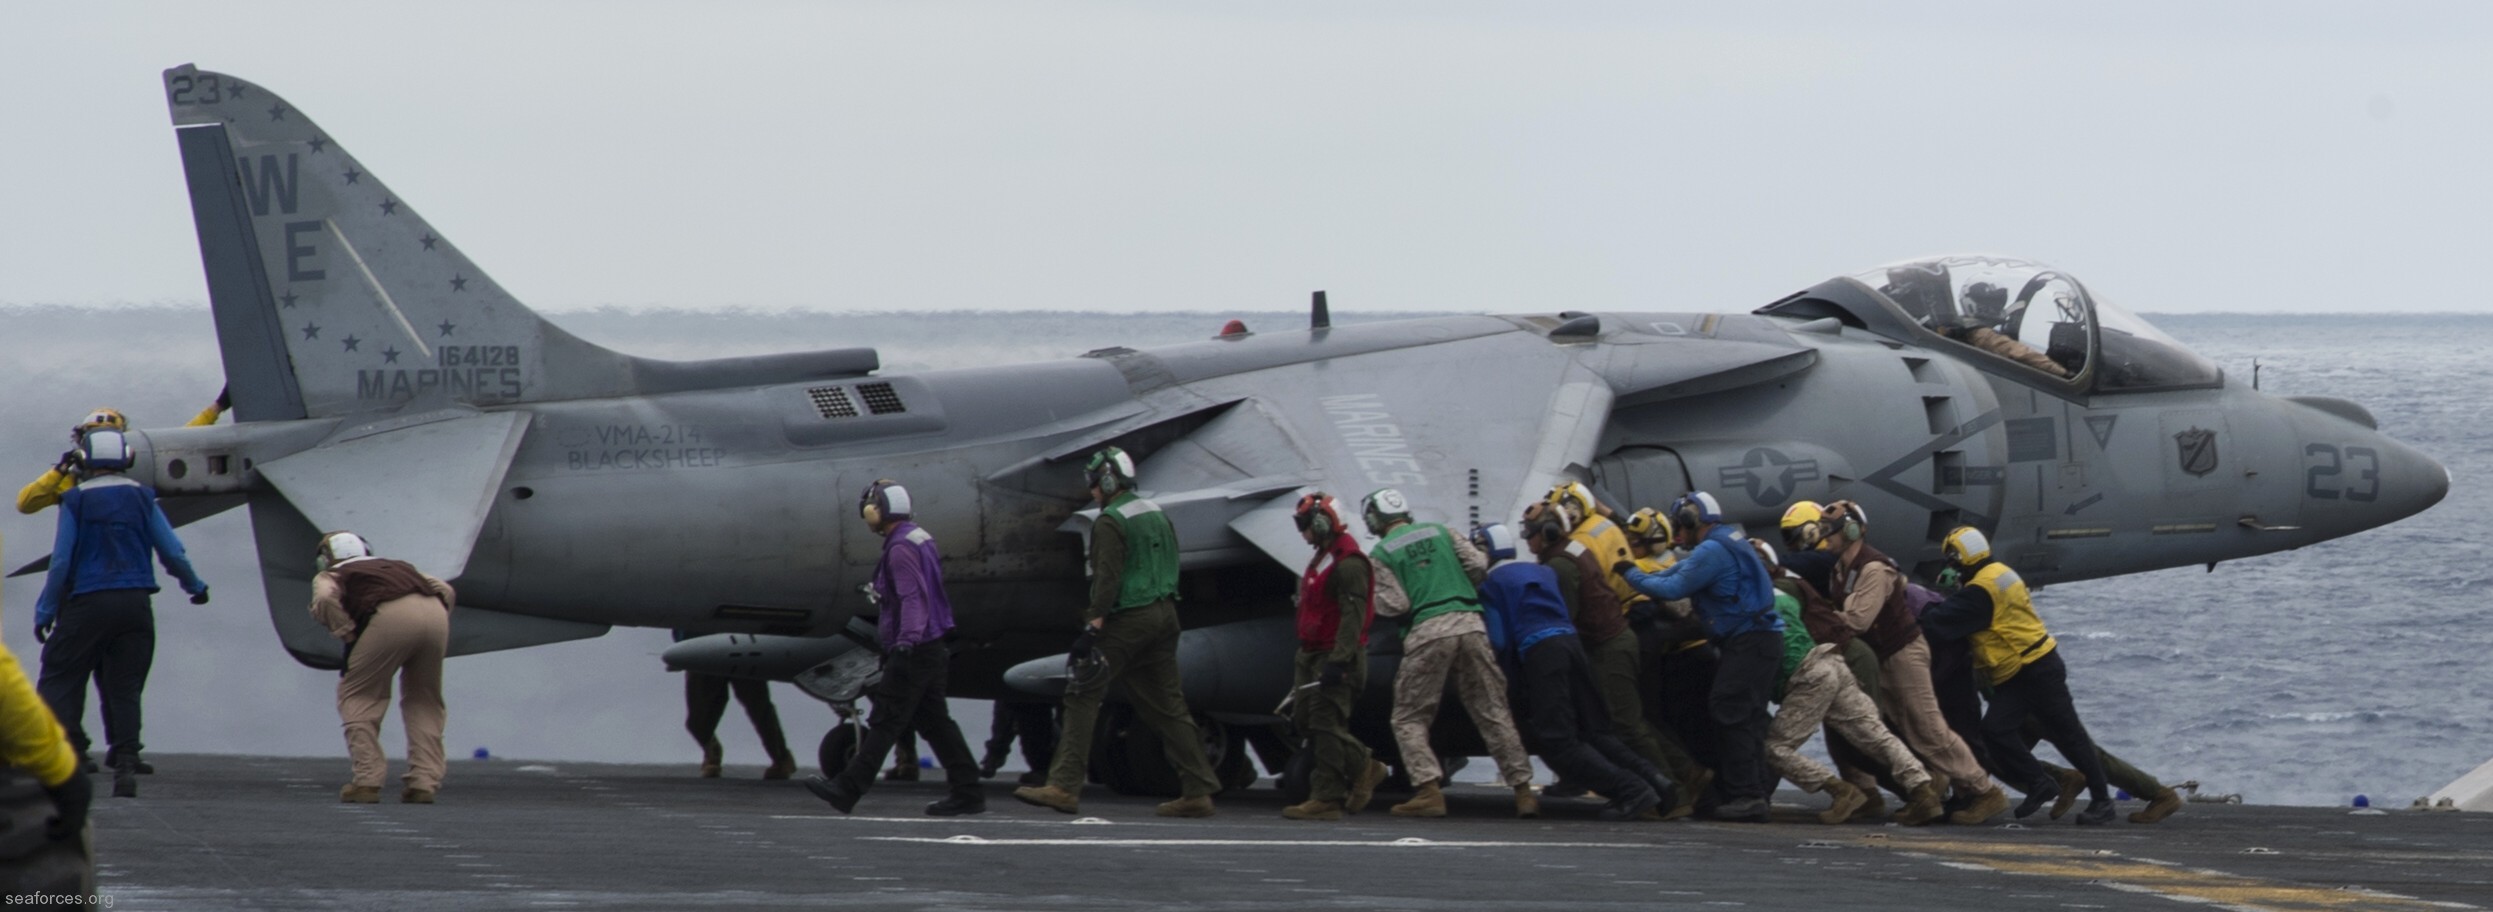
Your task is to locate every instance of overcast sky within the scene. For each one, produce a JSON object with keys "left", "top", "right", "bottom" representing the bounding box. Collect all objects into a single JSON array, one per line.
[{"left": 5, "top": 2, "right": 2491, "bottom": 315}]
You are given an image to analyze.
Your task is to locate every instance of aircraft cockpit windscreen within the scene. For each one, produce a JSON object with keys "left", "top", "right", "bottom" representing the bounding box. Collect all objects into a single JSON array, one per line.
[
  {"left": 2087, "top": 292, "right": 2223, "bottom": 393},
  {"left": 1851, "top": 256, "right": 2090, "bottom": 384}
]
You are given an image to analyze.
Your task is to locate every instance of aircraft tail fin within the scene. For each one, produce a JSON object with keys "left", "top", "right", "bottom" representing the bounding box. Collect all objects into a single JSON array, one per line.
[{"left": 163, "top": 64, "right": 879, "bottom": 420}]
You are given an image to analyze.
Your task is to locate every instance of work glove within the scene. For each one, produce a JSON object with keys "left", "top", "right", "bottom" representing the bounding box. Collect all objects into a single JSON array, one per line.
[
  {"left": 1068, "top": 626, "right": 1099, "bottom": 663},
  {"left": 189, "top": 588, "right": 211, "bottom": 605},
  {"left": 1610, "top": 560, "right": 1637, "bottom": 579},
  {"left": 33, "top": 620, "right": 54, "bottom": 644},
  {"left": 45, "top": 771, "right": 91, "bottom": 841},
  {"left": 1319, "top": 660, "right": 1348, "bottom": 689},
  {"left": 1625, "top": 600, "right": 1662, "bottom": 628},
  {"left": 54, "top": 449, "right": 82, "bottom": 474}
]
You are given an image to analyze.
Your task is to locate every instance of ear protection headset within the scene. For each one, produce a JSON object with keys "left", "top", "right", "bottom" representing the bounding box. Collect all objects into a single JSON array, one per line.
[
  {"left": 1521, "top": 503, "right": 1569, "bottom": 550},
  {"left": 1360, "top": 488, "right": 1410, "bottom": 536},
  {"left": 1293, "top": 492, "right": 1342, "bottom": 539},
  {"left": 859, "top": 479, "right": 912, "bottom": 526},
  {"left": 1670, "top": 491, "right": 1724, "bottom": 544},
  {"left": 1085, "top": 447, "right": 1136, "bottom": 497},
  {"left": 1473, "top": 522, "right": 1518, "bottom": 561}
]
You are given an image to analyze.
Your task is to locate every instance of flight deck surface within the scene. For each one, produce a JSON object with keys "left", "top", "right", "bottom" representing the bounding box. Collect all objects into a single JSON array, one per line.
[{"left": 89, "top": 754, "right": 2493, "bottom": 911}]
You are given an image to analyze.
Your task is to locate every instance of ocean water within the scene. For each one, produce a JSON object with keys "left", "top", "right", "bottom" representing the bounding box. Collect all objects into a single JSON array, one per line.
[{"left": 0, "top": 306, "right": 2478, "bottom": 807}]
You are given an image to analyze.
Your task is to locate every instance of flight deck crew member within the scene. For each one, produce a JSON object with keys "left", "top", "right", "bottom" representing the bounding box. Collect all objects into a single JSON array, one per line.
[
  {"left": 1524, "top": 502, "right": 1686, "bottom": 813},
  {"left": 1920, "top": 527, "right": 2116, "bottom": 825},
  {"left": 308, "top": 532, "right": 452, "bottom": 804},
  {"left": 1013, "top": 448, "right": 1221, "bottom": 818},
  {"left": 1360, "top": 489, "right": 1537, "bottom": 819},
  {"left": 805, "top": 480, "right": 986, "bottom": 817},
  {"left": 17, "top": 400, "right": 224, "bottom": 516},
  {"left": 33, "top": 429, "right": 207, "bottom": 800},
  {"left": 1751, "top": 541, "right": 1945, "bottom": 825},
  {"left": 1622, "top": 507, "right": 1716, "bottom": 817},
  {"left": 673, "top": 630, "right": 798, "bottom": 780},
  {"left": 1474, "top": 523, "right": 1670, "bottom": 822},
  {"left": 1783, "top": 501, "right": 2011, "bottom": 825},
  {"left": 0, "top": 610, "right": 94, "bottom": 898},
  {"left": 1620, "top": 492, "right": 1782, "bottom": 822},
  {"left": 1278, "top": 493, "right": 1384, "bottom": 821}
]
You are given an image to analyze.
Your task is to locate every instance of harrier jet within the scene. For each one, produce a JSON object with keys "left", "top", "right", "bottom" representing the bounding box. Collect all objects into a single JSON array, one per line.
[{"left": 56, "top": 65, "right": 2443, "bottom": 791}]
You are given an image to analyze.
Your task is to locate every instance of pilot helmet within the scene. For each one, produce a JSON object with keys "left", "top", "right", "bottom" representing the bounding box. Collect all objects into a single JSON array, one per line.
[
  {"left": 1959, "top": 282, "right": 2009, "bottom": 327},
  {"left": 1360, "top": 488, "right": 1412, "bottom": 536}
]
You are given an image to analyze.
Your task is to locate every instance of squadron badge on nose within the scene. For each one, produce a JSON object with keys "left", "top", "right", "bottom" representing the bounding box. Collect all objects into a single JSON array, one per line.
[{"left": 2174, "top": 427, "right": 2219, "bottom": 477}]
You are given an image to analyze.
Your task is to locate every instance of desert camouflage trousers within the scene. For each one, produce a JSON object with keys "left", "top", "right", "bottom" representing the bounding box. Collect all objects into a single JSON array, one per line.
[{"left": 1390, "top": 629, "right": 1534, "bottom": 788}]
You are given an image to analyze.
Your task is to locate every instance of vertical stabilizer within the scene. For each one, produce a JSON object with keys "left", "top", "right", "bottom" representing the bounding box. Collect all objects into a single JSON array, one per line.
[{"left": 165, "top": 64, "right": 638, "bottom": 418}]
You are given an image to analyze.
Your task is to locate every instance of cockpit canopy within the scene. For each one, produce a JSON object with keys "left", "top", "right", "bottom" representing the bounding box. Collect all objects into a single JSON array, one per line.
[{"left": 1758, "top": 255, "right": 2220, "bottom": 395}]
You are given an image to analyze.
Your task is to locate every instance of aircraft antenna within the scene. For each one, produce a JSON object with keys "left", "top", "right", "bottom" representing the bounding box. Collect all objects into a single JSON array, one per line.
[{"left": 1311, "top": 290, "right": 1330, "bottom": 330}]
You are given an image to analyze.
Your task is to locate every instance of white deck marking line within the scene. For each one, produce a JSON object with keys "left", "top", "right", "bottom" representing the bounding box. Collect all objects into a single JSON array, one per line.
[{"left": 864, "top": 835, "right": 1667, "bottom": 848}]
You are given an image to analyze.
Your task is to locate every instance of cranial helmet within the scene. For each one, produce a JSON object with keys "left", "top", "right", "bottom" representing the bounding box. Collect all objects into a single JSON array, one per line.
[
  {"left": 1942, "top": 526, "right": 1993, "bottom": 568},
  {"left": 1473, "top": 522, "right": 1519, "bottom": 562},
  {"left": 1294, "top": 491, "right": 1344, "bottom": 539},
  {"left": 1085, "top": 447, "right": 1137, "bottom": 496},
  {"left": 1544, "top": 481, "right": 1600, "bottom": 528},
  {"left": 78, "top": 408, "right": 128, "bottom": 433},
  {"left": 1670, "top": 491, "right": 1725, "bottom": 537},
  {"left": 1779, "top": 501, "right": 1828, "bottom": 550},
  {"left": 859, "top": 479, "right": 912, "bottom": 526},
  {"left": 1360, "top": 488, "right": 1412, "bottom": 536},
  {"left": 1624, "top": 507, "right": 1674, "bottom": 545},
  {"left": 80, "top": 429, "right": 134, "bottom": 472},
  {"left": 316, "top": 530, "right": 372, "bottom": 572}
]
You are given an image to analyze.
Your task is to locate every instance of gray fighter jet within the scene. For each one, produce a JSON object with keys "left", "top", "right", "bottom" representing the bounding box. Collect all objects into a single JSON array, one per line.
[{"left": 54, "top": 66, "right": 2443, "bottom": 790}]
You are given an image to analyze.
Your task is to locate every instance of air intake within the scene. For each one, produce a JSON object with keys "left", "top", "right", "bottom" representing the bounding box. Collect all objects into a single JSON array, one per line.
[
  {"left": 858, "top": 382, "right": 906, "bottom": 415},
  {"left": 808, "top": 386, "right": 859, "bottom": 418}
]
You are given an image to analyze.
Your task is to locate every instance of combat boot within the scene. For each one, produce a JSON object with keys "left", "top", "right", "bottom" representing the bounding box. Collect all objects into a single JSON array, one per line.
[
  {"left": 110, "top": 759, "right": 137, "bottom": 799},
  {"left": 1155, "top": 794, "right": 1216, "bottom": 818},
  {"left": 1896, "top": 781, "right": 1946, "bottom": 826},
  {"left": 699, "top": 738, "right": 723, "bottom": 778},
  {"left": 1513, "top": 784, "right": 1539, "bottom": 819},
  {"left": 2013, "top": 779, "right": 2059, "bottom": 820},
  {"left": 762, "top": 757, "right": 797, "bottom": 781},
  {"left": 1012, "top": 784, "right": 1081, "bottom": 814},
  {"left": 2129, "top": 787, "right": 2184, "bottom": 824},
  {"left": 2075, "top": 798, "right": 2116, "bottom": 825},
  {"left": 339, "top": 785, "right": 381, "bottom": 804},
  {"left": 1847, "top": 786, "right": 1889, "bottom": 823},
  {"left": 1950, "top": 784, "right": 2010, "bottom": 824},
  {"left": 401, "top": 788, "right": 436, "bottom": 804},
  {"left": 1346, "top": 760, "right": 1389, "bottom": 813},
  {"left": 1282, "top": 799, "right": 1345, "bottom": 821},
  {"left": 1817, "top": 779, "right": 1867, "bottom": 825},
  {"left": 1670, "top": 767, "right": 1713, "bottom": 821},
  {"left": 1391, "top": 782, "right": 1448, "bottom": 817},
  {"left": 805, "top": 775, "right": 862, "bottom": 814},
  {"left": 925, "top": 793, "right": 987, "bottom": 817},
  {"left": 2048, "top": 766, "right": 2086, "bottom": 820}
]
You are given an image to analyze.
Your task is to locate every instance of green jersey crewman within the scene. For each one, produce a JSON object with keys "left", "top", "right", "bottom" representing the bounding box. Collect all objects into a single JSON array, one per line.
[{"left": 1013, "top": 447, "right": 1221, "bottom": 818}]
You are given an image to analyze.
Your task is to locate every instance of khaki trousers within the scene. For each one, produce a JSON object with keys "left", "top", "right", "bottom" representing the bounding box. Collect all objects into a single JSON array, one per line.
[
  {"left": 339, "top": 594, "right": 449, "bottom": 791},
  {"left": 1390, "top": 630, "right": 1534, "bottom": 788},
  {"left": 1768, "top": 650, "right": 1932, "bottom": 792},
  {"left": 1875, "top": 638, "right": 1992, "bottom": 793}
]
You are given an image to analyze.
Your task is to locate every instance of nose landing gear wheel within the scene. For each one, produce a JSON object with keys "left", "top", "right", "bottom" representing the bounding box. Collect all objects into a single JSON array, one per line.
[{"left": 818, "top": 724, "right": 860, "bottom": 778}]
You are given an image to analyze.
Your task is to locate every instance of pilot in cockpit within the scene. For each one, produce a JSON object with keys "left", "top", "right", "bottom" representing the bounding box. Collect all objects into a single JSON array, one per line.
[{"left": 1942, "top": 282, "right": 2071, "bottom": 379}]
